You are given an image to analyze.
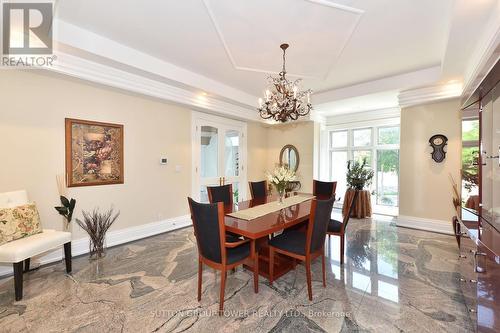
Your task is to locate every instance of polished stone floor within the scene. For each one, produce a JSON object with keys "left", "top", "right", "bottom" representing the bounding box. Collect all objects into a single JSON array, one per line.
[{"left": 0, "top": 214, "right": 473, "bottom": 332}]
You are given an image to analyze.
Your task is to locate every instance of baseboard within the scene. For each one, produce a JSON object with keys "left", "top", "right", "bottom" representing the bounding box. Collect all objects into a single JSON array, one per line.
[
  {"left": 396, "top": 215, "right": 454, "bottom": 235},
  {"left": 0, "top": 214, "right": 191, "bottom": 277}
]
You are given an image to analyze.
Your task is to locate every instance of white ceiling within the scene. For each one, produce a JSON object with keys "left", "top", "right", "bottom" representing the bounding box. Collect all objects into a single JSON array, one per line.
[{"left": 53, "top": 0, "right": 499, "bottom": 116}]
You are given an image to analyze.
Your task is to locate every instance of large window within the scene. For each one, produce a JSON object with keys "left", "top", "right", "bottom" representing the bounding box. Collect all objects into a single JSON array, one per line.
[{"left": 329, "top": 125, "right": 400, "bottom": 215}]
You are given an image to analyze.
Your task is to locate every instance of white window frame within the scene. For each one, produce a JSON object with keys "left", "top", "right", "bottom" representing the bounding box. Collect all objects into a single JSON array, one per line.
[{"left": 326, "top": 119, "right": 400, "bottom": 208}]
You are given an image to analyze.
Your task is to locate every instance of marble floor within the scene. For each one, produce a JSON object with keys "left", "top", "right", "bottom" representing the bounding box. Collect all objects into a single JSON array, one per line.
[{"left": 0, "top": 214, "right": 473, "bottom": 332}]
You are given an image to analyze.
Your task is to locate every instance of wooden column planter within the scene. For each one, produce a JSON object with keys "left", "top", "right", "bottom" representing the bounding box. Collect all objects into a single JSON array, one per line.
[{"left": 342, "top": 189, "right": 372, "bottom": 218}]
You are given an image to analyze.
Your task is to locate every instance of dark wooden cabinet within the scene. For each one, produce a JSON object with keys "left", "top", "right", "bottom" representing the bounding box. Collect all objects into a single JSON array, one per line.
[{"left": 456, "top": 216, "right": 500, "bottom": 332}]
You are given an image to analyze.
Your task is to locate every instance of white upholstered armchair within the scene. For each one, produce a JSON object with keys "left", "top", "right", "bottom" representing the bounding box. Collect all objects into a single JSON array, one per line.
[{"left": 0, "top": 190, "right": 72, "bottom": 301}]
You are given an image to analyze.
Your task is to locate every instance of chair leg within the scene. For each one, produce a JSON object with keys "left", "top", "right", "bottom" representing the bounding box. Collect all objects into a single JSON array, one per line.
[
  {"left": 321, "top": 253, "right": 326, "bottom": 287},
  {"left": 63, "top": 242, "right": 72, "bottom": 273},
  {"left": 197, "top": 258, "right": 203, "bottom": 301},
  {"left": 24, "top": 258, "right": 30, "bottom": 273},
  {"left": 305, "top": 258, "right": 313, "bottom": 301},
  {"left": 219, "top": 270, "right": 227, "bottom": 315},
  {"left": 13, "top": 262, "right": 23, "bottom": 301},
  {"left": 253, "top": 253, "right": 259, "bottom": 293},
  {"left": 269, "top": 247, "right": 275, "bottom": 285},
  {"left": 340, "top": 234, "right": 345, "bottom": 265}
]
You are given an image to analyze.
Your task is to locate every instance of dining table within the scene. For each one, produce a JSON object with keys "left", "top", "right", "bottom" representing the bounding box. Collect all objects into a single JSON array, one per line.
[{"left": 224, "top": 193, "right": 317, "bottom": 280}]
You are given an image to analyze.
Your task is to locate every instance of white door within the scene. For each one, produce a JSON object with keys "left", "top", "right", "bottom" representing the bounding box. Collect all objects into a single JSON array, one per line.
[{"left": 192, "top": 112, "right": 247, "bottom": 203}]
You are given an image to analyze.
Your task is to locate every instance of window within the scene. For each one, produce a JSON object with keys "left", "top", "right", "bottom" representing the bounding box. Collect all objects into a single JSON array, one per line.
[
  {"left": 461, "top": 118, "right": 479, "bottom": 201},
  {"left": 353, "top": 128, "right": 372, "bottom": 147},
  {"left": 328, "top": 124, "right": 400, "bottom": 215}
]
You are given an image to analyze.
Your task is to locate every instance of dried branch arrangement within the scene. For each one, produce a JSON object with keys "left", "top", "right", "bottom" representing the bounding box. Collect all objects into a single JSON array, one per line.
[{"left": 76, "top": 207, "right": 119, "bottom": 259}]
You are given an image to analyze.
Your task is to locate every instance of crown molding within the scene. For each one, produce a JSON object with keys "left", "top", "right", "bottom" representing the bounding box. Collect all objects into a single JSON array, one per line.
[
  {"left": 47, "top": 52, "right": 260, "bottom": 121},
  {"left": 53, "top": 20, "right": 258, "bottom": 108},
  {"left": 398, "top": 81, "right": 463, "bottom": 108},
  {"left": 461, "top": 1, "right": 500, "bottom": 106},
  {"left": 325, "top": 107, "right": 400, "bottom": 127},
  {"left": 313, "top": 66, "right": 441, "bottom": 104}
]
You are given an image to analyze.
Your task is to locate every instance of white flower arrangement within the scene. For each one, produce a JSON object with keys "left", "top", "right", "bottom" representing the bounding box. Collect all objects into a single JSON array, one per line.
[{"left": 266, "top": 165, "right": 296, "bottom": 194}]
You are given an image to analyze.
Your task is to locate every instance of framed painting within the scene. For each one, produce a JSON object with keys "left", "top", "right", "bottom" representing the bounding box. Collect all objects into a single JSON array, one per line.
[{"left": 65, "top": 118, "right": 124, "bottom": 187}]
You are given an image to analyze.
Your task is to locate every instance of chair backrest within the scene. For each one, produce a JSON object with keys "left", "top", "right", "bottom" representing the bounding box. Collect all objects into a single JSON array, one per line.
[
  {"left": 249, "top": 181, "right": 268, "bottom": 199},
  {"left": 188, "top": 197, "right": 225, "bottom": 264},
  {"left": 343, "top": 190, "right": 359, "bottom": 228},
  {"left": 313, "top": 180, "right": 337, "bottom": 198},
  {"left": 306, "top": 197, "right": 335, "bottom": 254},
  {"left": 207, "top": 184, "right": 233, "bottom": 207},
  {"left": 0, "top": 190, "right": 29, "bottom": 208}
]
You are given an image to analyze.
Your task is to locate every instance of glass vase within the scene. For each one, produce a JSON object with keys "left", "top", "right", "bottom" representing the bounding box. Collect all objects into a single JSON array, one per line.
[{"left": 278, "top": 188, "right": 286, "bottom": 204}]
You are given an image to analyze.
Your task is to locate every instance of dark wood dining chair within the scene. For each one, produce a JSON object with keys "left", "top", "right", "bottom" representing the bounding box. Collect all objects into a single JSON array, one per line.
[
  {"left": 268, "top": 197, "right": 335, "bottom": 301},
  {"left": 188, "top": 198, "right": 259, "bottom": 313},
  {"left": 313, "top": 180, "right": 337, "bottom": 198},
  {"left": 327, "top": 190, "right": 358, "bottom": 265},
  {"left": 207, "top": 184, "right": 241, "bottom": 242},
  {"left": 249, "top": 180, "right": 268, "bottom": 199},
  {"left": 207, "top": 184, "right": 233, "bottom": 207}
]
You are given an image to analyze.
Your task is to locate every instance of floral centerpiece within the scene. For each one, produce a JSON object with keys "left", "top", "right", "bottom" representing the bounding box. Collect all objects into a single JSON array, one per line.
[{"left": 267, "top": 166, "right": 296, "bottom": 204}]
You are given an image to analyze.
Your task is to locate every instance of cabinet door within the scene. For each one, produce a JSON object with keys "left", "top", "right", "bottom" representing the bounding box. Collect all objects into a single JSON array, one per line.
[
  {"left": 491, "top": 84, "right": 500, "bottom": 226},
  {"left": 476, "top": 242, "right": 500, "bottom": 333},
  {"left": 481, "top": 93, "right": 493, "bottom": 219}
]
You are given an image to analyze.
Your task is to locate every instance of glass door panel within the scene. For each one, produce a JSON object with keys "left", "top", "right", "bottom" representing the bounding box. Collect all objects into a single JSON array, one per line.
[
  {"left": 331, "top": 151, "right": 348, "bottom": 200},
  {"left": 376, "top": 149, "right": 399, "bottom": 207},
  {"left": 194, "top": 118, "right": 246, "bottom": 203}
]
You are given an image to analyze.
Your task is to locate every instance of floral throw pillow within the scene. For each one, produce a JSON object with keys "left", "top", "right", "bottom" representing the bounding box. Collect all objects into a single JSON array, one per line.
[{"left": 0, "top": 203, "right": 43, "bottom": 246}]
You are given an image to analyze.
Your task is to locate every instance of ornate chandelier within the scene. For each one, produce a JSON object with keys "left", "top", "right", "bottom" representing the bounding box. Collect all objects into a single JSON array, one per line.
[{"left": 258, "top": 43, "right": 312, "bottom": 122}]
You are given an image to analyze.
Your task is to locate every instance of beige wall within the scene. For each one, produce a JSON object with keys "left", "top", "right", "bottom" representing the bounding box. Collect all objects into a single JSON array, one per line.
[
  {"left": 399, "top": 98, "right": 461, "bottom": 222},
  {"left": 266, "top": 122, "right": 315, "bottom": 193},
  {"left": 247, "top": 121, "right": 269, "bottom": 182},
  {"left": 0, "top": 70, "right": 317, "bottom": 241},
  {"left": 0, "top": 70, "right": 192, "bottom": 239}
]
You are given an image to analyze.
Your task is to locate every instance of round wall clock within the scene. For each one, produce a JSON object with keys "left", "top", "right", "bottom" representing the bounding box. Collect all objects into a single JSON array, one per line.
[{"left": 429, "top": 134, "right": 448, "bottom": 163}]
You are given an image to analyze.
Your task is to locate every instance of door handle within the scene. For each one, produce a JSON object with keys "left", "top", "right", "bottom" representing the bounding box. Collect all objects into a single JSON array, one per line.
[{"left": 473, "top": 251, "right": 487, "bottom": 273}]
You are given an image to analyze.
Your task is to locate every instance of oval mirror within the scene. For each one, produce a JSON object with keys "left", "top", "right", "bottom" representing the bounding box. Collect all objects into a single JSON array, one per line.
[{"left": 279, "top": 145, "right": 300, "bottom": 172}]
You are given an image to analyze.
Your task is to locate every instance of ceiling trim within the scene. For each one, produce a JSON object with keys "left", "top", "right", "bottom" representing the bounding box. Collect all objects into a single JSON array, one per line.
[
  {"left": 202, "top": 0, "right": 363, "bottom": 79},
  {"left": 48, "top": 52, "right": 260, "bottom": 122},
  {"left": 461, "top": 2, "right": 500, "bottom": 106},
  {"left": 325, "top": 107, "right": 400, "bottom": 127},
  {"left": 53, "top": 20, "right": 259, "bottom": 107},
  {"left": 398, "top": 81, "right": 463, "bottom": 108},
  {"left": 313, "top": 65, "right": 442, "bottom": 104}
]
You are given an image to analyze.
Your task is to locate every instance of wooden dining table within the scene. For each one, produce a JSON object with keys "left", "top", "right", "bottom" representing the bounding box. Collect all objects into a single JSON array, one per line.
[{"left": 224, "top": 193, "right": 315, "bottom": 280}]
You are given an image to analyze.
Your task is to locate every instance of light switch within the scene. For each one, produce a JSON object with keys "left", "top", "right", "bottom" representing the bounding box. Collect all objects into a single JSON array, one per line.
[{"left": 160, "top": 157, "right": 168, "bottom": 165}]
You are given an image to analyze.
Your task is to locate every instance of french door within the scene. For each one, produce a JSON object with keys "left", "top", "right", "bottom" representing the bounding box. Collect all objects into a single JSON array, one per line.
[{"left": 192, "top": 112, "right": 247, "bottom": 203}]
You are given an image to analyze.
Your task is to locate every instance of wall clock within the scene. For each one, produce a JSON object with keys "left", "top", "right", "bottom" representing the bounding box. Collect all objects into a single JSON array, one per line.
[{"left": 429, "top": 134, "right": 448, "bottom": 163}]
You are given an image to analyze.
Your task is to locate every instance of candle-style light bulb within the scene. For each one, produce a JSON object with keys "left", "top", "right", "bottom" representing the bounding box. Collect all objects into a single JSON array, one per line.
[
  {"left": 265, "top": 90, "right": 270, "bottom": 101},
  {"left": 293, "top": 86, "right": 298, "bottom": 99},
  {"left": 258, "top": 98, "right": 263, "bottom": 108},
  {"left": 307, "top": 92, "right": 310, "bottom": 104}
]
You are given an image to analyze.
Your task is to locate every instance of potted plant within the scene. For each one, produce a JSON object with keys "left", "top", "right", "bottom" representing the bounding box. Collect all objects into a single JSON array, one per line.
[
  {"left": 267, "top": 165, "right": 296, "bottom": 204},
  {"left": 344, "top": 158, "right": 374, "bottom": 218},
  {"left": 54, "top": 196, "right": 76, "bottom": 232},
  {"left": 76, "top": 207, "right": 119, "bottom": 260},
  {"left": 346, "top": 158, "right": 374, "bottom": 190}
]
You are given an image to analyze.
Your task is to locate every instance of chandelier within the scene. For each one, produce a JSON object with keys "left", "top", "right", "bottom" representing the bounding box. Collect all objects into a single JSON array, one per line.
[{"left": 258, "top": 43, "right": 312, "bottom": 122}]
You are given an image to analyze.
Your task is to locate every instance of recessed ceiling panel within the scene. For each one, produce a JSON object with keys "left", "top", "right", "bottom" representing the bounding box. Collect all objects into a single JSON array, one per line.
[{"left": 203, "top": 0, "right": 363, "bottom": 78}]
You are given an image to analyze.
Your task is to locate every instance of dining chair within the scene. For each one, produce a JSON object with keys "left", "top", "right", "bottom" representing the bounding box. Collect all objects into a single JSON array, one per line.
[
  {"left": 327, "top": 190, "right": 358, "bottom": 265},
  {"left": 248, "top": 180, "right": 268, "bottom": 199},
  {"left": 313, "top": 180, "right": 337, "bottom": 198},
  {"left": 207, "top": 184, "right": 241, "bottom": 242},
  {"left": 268, "top": 197, "right": 334, "bottom": 301},
  {"left": 207, "top": 184, "right": 233, "bottom": 207},
  {"left": 188, "top": 198, "right": 259, "bottom": 313}
]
